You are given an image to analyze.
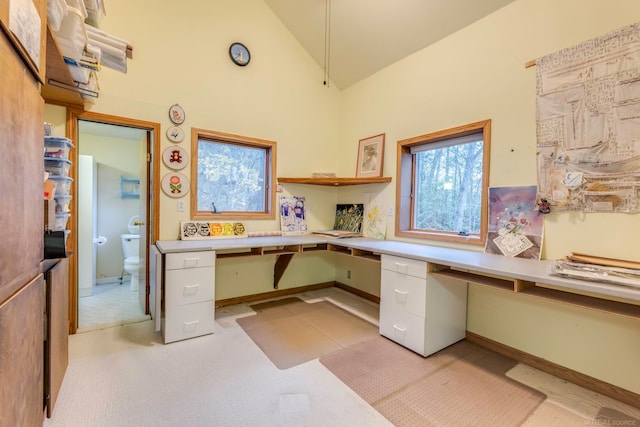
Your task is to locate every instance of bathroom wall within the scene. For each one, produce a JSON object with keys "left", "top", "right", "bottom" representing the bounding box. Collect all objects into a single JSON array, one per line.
[{"left": 78, "top": 127, "right": 145, "bottom": 281}]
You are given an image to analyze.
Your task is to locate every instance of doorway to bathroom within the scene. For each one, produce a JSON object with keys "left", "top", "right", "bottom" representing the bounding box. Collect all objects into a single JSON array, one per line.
[{"left": 69, "top": 111, "right": 160, "bottom": 333}]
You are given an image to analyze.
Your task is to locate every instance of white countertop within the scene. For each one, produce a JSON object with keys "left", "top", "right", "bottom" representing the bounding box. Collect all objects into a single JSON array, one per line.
[{"left": 155, "top": 236, "right": 640, "bottom": 304}]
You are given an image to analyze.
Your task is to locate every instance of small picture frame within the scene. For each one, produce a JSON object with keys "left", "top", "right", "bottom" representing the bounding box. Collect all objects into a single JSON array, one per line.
[
  {"left": 168, "top": 104, "right": 185, "bottom": 125},
  {"left": 356, "top": 133, "right": 385, "bottom": 178},
  {"left": 166, "top": 126, "right": 185, "bottom": 143}
]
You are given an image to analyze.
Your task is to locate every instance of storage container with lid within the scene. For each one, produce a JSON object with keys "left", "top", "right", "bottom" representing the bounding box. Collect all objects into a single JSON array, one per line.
[
  {"left": 53, "top": 213, "right": 70, "bottom": 231},
  {"left": 44, "top": 137, "right": 74, "bottom": 159},
  {"left": 53, "top": 5, "right": 88, "bottom": 61},
  {"left": 54, "top": 195, "right": 72, "bottom": 213},
  {"left": 44, "top": 157, "right": 72, "bottom": 176},
  {"left": 49, "top": 175, "right": 73, "bottom": 196}
]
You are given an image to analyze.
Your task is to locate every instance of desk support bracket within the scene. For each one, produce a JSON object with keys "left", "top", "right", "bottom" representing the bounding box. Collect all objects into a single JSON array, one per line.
[{"left": 274, "top": 254, "right": 294, "bottom": 289}]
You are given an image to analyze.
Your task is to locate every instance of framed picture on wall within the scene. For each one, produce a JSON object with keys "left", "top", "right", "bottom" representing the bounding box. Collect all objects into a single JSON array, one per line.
[{"left": 356, "top": 133, "right": 385, "bottom": 178}]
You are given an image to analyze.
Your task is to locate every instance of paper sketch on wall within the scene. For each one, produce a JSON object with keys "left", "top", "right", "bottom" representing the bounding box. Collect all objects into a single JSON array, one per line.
[
  {"left": 535, "top": 22, "right": 640, "bottom": 212},
  {"left": 485, "top": 186, "right": 544, "bottom": 259},
  {"left": 362, "top": 193, "right": 387, "bottom": 239},
  {"left": 180, "top": 221, "right": 247, "bottom": 240},
  {"left": 333, "top": 204, "right": 364, "bottom": 232},
  {"left": 280, "top": 196, "right": 307, "bottom": 235}
]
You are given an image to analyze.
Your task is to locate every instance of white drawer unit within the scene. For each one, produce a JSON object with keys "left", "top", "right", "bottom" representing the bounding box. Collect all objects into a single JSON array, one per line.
[
  {"left": 379, "top": 254, "right": 467, "bottom": 357},
  {"left": 162, "top": 250, "right": 216, "bottom": 344}
]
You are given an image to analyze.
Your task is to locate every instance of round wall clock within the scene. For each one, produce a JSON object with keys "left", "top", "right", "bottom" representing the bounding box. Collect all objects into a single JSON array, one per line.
[
  {"left": 166, "top": 126, "right": 185, "bottom": 143},
  {"left": 229, "top": 42, "right": 250, "bottom": 66},
  {"left": 169, "top": 104, "right": 185, "bottom": 125},
  {"left": 162, "top": 146, "right": 189, "bottom": 170}
]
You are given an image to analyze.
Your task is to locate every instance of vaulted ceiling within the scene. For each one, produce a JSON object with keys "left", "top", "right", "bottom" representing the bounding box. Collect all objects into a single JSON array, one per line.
[{"left": 264, "top": 0, "right": 517, "bottom": 89}]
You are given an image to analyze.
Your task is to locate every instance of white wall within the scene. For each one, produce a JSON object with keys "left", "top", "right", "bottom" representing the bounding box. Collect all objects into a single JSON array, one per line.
[
  {"left": 340, "top": 0, "right": 640, "bottom": 261},
  {"left": 94, "top": 0, "right": 342, "bottom": 239}
]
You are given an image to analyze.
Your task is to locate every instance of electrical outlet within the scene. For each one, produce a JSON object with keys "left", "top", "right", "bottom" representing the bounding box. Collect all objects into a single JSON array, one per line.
[
  {"left": 276, "top": 184, "right": 283, "bottom": 192},
  {"left": 347, "top": 270, "right": 351, "bottom": 279},
  {"left": 388, "top": 207, "right": 394, "bottom": 216},
  {"left": 177, "top": 200, "right": 184, "bottom": 212}
]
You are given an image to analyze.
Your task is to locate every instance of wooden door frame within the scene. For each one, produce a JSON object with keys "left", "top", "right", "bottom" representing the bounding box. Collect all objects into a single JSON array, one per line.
[{"left": 66, "top": 109, "right": 160, "bottom": 334}]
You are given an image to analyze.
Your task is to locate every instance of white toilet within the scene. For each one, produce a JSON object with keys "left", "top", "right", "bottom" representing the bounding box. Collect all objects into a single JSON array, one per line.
[{"left": 120, "top": 233, "right": 140, "bottom": 291}]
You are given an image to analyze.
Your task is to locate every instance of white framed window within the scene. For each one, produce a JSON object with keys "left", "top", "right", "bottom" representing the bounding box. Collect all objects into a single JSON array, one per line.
[
  {"left": 395, "top": 120, "right": 491, "bottom": 246},
  {"left": 191, "top": 128, "right": 276, "bottom": 220}
]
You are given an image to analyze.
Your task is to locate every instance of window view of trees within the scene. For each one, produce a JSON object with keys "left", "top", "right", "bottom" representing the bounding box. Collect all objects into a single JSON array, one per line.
[
  {"left": 196, "top": 139, "right": 267, "bottom": 213},
  {"left": 396, "top": 119, "right": 490, "bottom": 246},
  {"left": 414, "top": 140, "right": 483, "bottom": 235}
]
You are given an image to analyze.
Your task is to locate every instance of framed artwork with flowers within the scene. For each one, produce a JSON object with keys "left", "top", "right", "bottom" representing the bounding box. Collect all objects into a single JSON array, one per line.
[{"left": 161, "top": 172, "right": 190, "bottom": 197}]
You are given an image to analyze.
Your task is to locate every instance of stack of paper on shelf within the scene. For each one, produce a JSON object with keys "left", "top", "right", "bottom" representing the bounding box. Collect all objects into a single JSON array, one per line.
[
  {"left": 551, "top": 253, "right": 640, "bottom": 289},
  {"left": 86, "top": 25, "right": 131, "bottom": 73}
]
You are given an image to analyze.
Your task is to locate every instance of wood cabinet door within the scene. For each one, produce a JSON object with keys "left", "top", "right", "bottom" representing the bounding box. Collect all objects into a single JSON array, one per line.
[
  {"left": 0, "top": 29, "right": 44, "bottom": 303},
  {"left": 0, "top": 274, "right": 44, "bottom": 427},
  {"left": 46, "top": 258, "right": 69, "bottom": 418}
]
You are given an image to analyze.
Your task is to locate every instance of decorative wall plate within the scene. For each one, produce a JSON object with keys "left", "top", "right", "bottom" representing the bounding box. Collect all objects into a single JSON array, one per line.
[
  {"left": 168, "top": 104, "right": 185, "bottom": 125},
  {"left": 166, "top": 126, "right": 184, "bottom": 143},
  {"left": 161, "top": 172, "right": 190, "bottom": 198},
  {"left": 162, "top": 146, "right": 189, "bottom": 170}
]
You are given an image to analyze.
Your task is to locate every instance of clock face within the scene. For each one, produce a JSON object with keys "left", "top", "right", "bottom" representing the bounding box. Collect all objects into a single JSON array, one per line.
[{"left": 229, "top": 42, "right": 250, "bottom": 66}]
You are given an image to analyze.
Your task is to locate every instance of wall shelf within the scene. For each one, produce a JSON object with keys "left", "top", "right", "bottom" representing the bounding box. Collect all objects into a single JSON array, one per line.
[
  {"left": 41, "top": 26, "right": 84, "bottom": 107},
  {"left": 428, "top": 263, "right": 640, "bottom": 320},
  {"left": 121, "top": 177, "right": 140, "bottom": 199},
  {"left": 277, "top": 177, "right": 392, "bottom": 186}
]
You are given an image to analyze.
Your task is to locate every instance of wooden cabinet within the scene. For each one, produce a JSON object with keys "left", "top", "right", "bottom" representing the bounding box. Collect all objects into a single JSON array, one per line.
[
  {"left": 162, "top": 251, "right": 216, "bottom": 344},
  {"left": 0, "top": 275, "right": 44, "bottom": 427},
  {"left": 0, "top": 6, "right": 47, "bottom": 426},
  {"left": 0, "top": 28, "right": 45, "bottom": 306},
  {"left": 379, "top": 254, "right": 467, "bottom": 356},
  {"left": 44, "top": 258, "right": 69, "bottom": 418}
]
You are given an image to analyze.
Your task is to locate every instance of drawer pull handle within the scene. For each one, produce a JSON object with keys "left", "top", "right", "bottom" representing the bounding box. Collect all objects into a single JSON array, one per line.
[
  {"left": 394, "top": 262, "right": 409, "bottom": 274},
  {"left": 394, "top": 289, "right": 408, "bottom": 295},
  {"left": 183, "top": 284, "right": 200, "bottom": 294},
  {"left": 392, "top": 324, "right": 406, "bottom": 332},
  {"left": 183, "top": 320, "right": 200, "bottom": 331},
  {"left": 182, "top": 257, "right": 200, "bottom": 267}
]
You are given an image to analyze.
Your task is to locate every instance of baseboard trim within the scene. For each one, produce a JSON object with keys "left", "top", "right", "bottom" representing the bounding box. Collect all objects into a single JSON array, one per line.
[
  {"left": 466, "top": 331, "right": 640, "bottom": 409},
  {"left": 334, "top": 282, "right": 380, "bottom": 304},
  {"left": 215, "top": 281, "right": 335, "bottom": 307}
]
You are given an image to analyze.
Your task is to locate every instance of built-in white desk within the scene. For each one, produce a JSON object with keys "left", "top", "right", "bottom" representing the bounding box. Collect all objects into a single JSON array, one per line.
[{"left": 155, "top": 235, "right": 640, "bottom": 312}]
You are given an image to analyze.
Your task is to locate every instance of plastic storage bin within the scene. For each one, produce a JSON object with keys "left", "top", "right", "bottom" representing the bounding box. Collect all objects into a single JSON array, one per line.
[
  {"left": 47, "top": 0, "right": 68, "bottom": 32},
  {"left": 54, "top": 213, "right": 70, "bottom": 231},
  {"left": 53, "top": 6, "right": 87, "bottom": 60},
  {"left": 45, "top": 157, "right": 72, "bottom": 176},
  {"left": 44, "top": 137, "right": 74, "bottom": 159},
  {"left": 49, "top": 175, "right": 73, "bottom": 196},
  {"left": 54, "top": 195, "right": 72, "bottom": 213}
]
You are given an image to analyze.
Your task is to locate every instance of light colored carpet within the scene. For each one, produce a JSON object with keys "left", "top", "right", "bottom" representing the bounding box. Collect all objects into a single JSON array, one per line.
[
  {"left": 320, "top": 336, "right": 547, "bottom": 426},
  {"left": 509, "top": 363, "right": 640, "bottom": 426},
  {"left": 45, "top": 287, "right": 640, "bottom": 427},
  {"left": 236, "top": 297, "right": 379, "bottom": 369}
]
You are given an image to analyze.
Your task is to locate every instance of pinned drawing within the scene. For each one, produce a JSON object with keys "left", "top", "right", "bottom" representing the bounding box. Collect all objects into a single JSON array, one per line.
[
  {"left": 362, "top": 193, "right": 387, "bottom": 239},
  {"left": 280, "top": 196, "right": 307, "bottom": 235},
  {"left": 535, "top": 22, "right": 640, "bottom": 212},
  {"left": 485, "top": 186, "right": 543, "bottom": 259}
]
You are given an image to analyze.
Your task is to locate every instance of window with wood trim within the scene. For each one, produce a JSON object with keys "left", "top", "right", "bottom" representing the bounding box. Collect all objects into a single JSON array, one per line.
[
  {"left": 395, "top": 120, "right": 491, "bottom": 246},
  {"left": 191, "top": 128, "right": 276, "bottom": 220}
]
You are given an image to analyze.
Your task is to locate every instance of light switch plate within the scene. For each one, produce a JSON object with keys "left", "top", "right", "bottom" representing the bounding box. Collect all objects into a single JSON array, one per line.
[{"left": 177, "top": 200, "right": 184, "bottom": 212}]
